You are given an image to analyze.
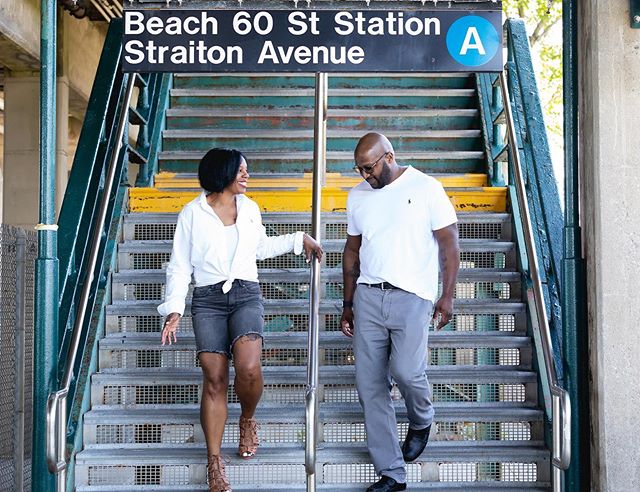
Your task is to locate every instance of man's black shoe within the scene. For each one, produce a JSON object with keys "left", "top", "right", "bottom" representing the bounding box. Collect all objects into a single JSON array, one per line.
[
  {"left": 401, "top": 424, "right": 432, "bottom": 462},
  {"left": 365, "top": 476, "right": 407, "bottom": 491}
]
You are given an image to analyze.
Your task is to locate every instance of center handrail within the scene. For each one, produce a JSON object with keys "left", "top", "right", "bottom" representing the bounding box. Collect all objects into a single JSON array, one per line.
[
  {"left": 305, "top": 72, "right": 327, "bottom": 492},
  {"left": 498, "top": 71, "right": 571, "bottom": 485},
  {"left": 45, "top": 74, "right": 136, "bottom": 491}
]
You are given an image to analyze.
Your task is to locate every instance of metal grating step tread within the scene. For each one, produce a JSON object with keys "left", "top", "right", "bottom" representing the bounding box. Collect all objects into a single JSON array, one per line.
[
  {"left": 159, "top": 150, "right": 486, "bottom": 161},
  {"left": 163, "top": 129, "right": 482, "bottom": 139},
  {"left": 118, "top": 239, "right": 515, "bottom": 254},
  {"left": 84, "top": 402, "right": 544, "bottom": 425},
  {"left": 93, "top": 365, "right": 537, "bottom": 384},
  {"left": 77, "top": 484, "right": 549, "bottom": 491},
  {"left": 99, "top": 331, "right": 531, "bottom": 351},
  {"left": 76, "top": 441, "right": 549, "bottom": 464},
  {"left": 124, "top": 211, "right": 511, "bottom": 224},
  {"left": 170, "top": 88, "right": 477, "bottom": 97},
  {"left": 107, "top": 298, "right": 525, "bottom": 316},
  {"left": 111, "top": 268, "right": 521, "bottom": 284},
  {"left": 166, "top": 107, "right": 480, "bottom": 117}
]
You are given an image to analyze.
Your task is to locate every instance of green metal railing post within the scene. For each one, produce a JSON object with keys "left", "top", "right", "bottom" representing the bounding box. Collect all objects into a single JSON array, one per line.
[
  {"left": 32, "top": 1, "right": 59, "bottom": 490},
  {"left": 562, "top": 0, "right": 588, "bottom": 490}
]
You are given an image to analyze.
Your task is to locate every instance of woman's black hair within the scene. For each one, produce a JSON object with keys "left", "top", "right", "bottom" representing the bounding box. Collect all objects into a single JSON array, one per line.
[{"left": 198, "top": 148, "right": 246, "bottom": 193}]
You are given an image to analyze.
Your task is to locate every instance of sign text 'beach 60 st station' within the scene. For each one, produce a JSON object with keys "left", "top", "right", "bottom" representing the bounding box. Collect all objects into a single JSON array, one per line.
[{"left": 123, "top": 9, "right": 503, "bottom": 72}]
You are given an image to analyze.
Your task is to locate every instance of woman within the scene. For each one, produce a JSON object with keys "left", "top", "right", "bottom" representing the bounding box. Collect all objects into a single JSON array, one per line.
[{"left": 158, "top": 148, "right": 323, "bottom": 491}]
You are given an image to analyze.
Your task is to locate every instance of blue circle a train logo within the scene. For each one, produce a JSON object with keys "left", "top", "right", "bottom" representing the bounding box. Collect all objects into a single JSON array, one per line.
[{"left": 446, "top": 16, "right": 501, "bottom": 67}]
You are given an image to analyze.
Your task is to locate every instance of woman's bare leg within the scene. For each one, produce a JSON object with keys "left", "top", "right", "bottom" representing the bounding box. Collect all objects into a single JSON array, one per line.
[
  {"left": 198, "top": 352, "right": 230, "bottom": 455},
  {"left": 232, "top": 335, "right": 264, "bottom": 418}
]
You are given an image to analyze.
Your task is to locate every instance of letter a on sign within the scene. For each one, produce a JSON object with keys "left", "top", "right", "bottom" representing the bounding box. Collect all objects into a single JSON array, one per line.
[{"left": 460, "top": 27, "right": 486, "bottom": 55}]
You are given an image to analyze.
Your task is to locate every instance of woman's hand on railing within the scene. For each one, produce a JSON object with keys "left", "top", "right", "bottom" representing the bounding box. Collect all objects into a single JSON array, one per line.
[
  {"left": 302, "top": 233, "right": 324, "bottom": 263},
  {"left": 161, "top": 313, "right": 181, "bottom": 345}
]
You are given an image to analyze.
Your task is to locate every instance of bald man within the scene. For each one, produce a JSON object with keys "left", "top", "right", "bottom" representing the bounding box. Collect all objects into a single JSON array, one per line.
[{"left": 341, "top": 133, "right": 460, "bottom": 491}]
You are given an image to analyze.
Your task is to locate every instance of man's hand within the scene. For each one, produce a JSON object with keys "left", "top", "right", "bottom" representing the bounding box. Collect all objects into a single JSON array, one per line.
[
  {"left": 340, "top": 307, "right": 354, "bottom": 338},
  {"left": 161, "top": 312, "right": 180, "bottom": 345},
  {"left": 433, "top": 296, "right": 454, "bottom": 330}
]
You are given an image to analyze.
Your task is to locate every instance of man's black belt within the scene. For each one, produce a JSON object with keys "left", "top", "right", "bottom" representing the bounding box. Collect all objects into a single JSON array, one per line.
[{"left": 365, "top": 282, "right": 399, "bottom": 290}]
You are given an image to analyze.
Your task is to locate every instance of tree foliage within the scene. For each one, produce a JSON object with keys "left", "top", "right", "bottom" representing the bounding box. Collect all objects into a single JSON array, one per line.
[{"left": 503, "top": 0, "right": 563, "bottom": 138}]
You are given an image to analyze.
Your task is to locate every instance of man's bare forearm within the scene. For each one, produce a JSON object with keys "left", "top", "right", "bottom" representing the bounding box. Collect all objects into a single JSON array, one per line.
[
  {"left": 342, "top": 234, "right": 362, "bottom": 304},
  {"left": 342, "top": 248, "right": 360, "bottom": 303},
  {"left": 437, "top": 224, "right": 460, "bottom": 299}
]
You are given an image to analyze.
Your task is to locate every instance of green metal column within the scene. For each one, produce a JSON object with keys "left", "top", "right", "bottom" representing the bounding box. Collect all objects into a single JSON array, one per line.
[
  {"left": 562, "top": 0, "right": 588, "bottom": 490},
  {"left": 32, "top": 1, "right": 59, "bottom": 490}
]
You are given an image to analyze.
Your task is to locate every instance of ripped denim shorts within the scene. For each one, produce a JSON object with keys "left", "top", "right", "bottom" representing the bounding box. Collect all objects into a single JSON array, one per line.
[{"left": 190, "top": 279, "right": 264, "bottom": 358}]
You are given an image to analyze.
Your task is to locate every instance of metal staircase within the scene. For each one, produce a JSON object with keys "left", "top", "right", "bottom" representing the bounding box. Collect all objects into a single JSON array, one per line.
[{"left": 73, "top": 72, "right": 553, "bottom": 490}]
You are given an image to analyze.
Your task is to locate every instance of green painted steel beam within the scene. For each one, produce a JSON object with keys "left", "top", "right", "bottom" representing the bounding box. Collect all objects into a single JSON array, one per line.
[
  {"left": 33, "top": 1, "right": 59, "bottom": 490},
  {"left": 563, "top": 0, "right": 589, "bottom": 490},
  {"left": 632, "top": 0, "right": 640, "bottom": 28},
  {"left": 57, "top": 19, "right": 123, "bottom": 346}
]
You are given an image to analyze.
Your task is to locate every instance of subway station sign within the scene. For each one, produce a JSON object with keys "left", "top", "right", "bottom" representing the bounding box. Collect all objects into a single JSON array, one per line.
[{"left": 123, "top": 9, "right": 503, "bottom": 72}]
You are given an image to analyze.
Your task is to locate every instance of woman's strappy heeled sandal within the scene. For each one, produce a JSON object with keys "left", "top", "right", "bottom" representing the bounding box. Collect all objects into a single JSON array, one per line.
[
  {"left": 238, "top": 416, "right": 259, "bottom": 459},
  {"left": 207, "top": 454, "right": 231, "bottom": 492}
]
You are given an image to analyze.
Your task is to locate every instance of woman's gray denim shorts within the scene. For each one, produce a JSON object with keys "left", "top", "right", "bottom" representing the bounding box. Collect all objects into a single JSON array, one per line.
[{"left": 190, "top": 279, "right": 264, "bottom": 357}]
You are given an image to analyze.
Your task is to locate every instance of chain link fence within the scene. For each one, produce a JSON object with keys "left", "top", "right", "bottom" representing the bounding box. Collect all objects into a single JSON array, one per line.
[{"left": 0, "top": 225, "right": 37, "bottom": 492}]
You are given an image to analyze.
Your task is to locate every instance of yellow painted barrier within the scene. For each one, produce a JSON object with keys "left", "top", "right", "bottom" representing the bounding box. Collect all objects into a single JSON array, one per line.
[
  {"left": 153, "top": 172, "right": 488, "bottom": 190},
  {"left": 129, "top": 186, "right": 506, "bottom": 213}
]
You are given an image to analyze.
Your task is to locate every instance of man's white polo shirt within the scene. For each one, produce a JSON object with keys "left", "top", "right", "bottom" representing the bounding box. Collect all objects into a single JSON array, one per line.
[
  {"left": 346, "top": 166, "right": 458, "bottom": 302},
  {"left": 158, "top": 192, "right": 303, "bottom": 318}
]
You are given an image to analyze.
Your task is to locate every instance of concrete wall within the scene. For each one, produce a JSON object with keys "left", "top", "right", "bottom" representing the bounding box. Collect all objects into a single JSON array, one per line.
[
  {"left": 0, "top": 4, "right": 107, "bottom": 225},
  {"left": 0, "top": 0, "right": 39, "bottom": 72},
  {"left": 61, "top": 14, "right": 108, "bottom": 118},
  {"left": 579, "top": 1, "right": 640, "bottom": 490}
]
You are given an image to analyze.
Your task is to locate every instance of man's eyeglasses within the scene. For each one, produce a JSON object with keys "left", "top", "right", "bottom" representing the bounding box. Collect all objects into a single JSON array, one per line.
[{"left": 353, "top": 151, "right": 390, "bottom": 176}]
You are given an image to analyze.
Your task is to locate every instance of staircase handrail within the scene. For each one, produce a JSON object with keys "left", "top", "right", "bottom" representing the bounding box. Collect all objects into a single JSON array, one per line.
[
  {"left": 45, "top": 73, "right": 136, "bottom": 489},
  {"left": 305, "top": 72, "right": 328, "bottom": 491},
  {"left": 498, "top": 71, "right": 571, "bottom": 479},
  {"left": 44, "top": 18, "right": 170, "bottom": 491}
]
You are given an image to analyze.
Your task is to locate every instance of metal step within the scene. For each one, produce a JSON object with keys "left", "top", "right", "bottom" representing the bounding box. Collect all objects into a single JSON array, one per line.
[
  {"left": 163, "top": 129, "right": 482, "bottom": 139},
  {"left": 107, "top": 302, "right": 526, "bottom": 337},
  {"left": 165, "top": 107, "right": 481, "bottom": 132},
  {"left": 91, "top": 366, "right": 537, "bottom": 400},
  {"left": 161, "top": 129, "right": 482, "bottom": 153},
  {"left": 98, "top": 331, "right": 532, "bottom": 370},
  {"left": 100, "top": 332, "right": 530, "bottom": 351},
  {"left": 75, "top": 442, "right": 549, "bottom": 487},
  {"left": 118, "top": 238, "right": 515, "bottom": 255},
  {"left": 170, "top": 88, "right": 477, "bottom": 98},
  {"left": 117, "top": 238, "right": 515, "bottom": 271},
  {"left": 165, "top": 108, "right": 479, "bottom": 118},
  {"left": 92, "top": 369, "right": 534, "bottom": 409},
  {"left": 107, "top": 298, "right": 526, "bottom": 317},
  {"left": 112, "top": 268, "right": 520, "bottom": 284},
  {"left": 152, "top": 172, "right": 488, "bottom": 189},
  {"left": 110, "top": 268, "right": 521, "bottom": 303},
  {"left": 84, "top": 402, "right": 543, "bottom": 426},
  {"left": 77, "top": 484, "right": 550, "bottom": 491},
  {"left": 158, "top": 149, "right": 486, "bottom": 162},
  {"left": 83, "top": 402, "right": 543, "bottom": 448},
  {"left": 123, "top": 211, "right": 510, "bottom": 224},
  {"left": 122, "top": 211, "right": 512, "bottom": 242}
]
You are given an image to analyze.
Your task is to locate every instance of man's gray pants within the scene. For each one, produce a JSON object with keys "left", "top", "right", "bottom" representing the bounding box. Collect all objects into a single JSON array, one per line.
[{"left": 353, "top": 285, "right": 435, "bottom": 484}]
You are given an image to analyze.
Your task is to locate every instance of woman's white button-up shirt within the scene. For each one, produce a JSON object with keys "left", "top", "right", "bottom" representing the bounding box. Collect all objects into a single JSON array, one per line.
[{"left": 157, "top": 192, "right": 304, "bottom": 317}]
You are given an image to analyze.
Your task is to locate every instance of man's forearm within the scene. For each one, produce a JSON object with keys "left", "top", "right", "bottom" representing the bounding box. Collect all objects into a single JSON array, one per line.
[
  {"left": 342, "top": 249, "right": 360, "bottom": 303},
  {"left": 440, "top": 243, "right": 460, "bottom": 299}
]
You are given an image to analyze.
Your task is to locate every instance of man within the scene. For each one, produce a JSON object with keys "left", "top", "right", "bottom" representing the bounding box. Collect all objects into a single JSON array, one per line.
[{"left": 341, "top": 133, "right": 460, "bottom": 491}]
